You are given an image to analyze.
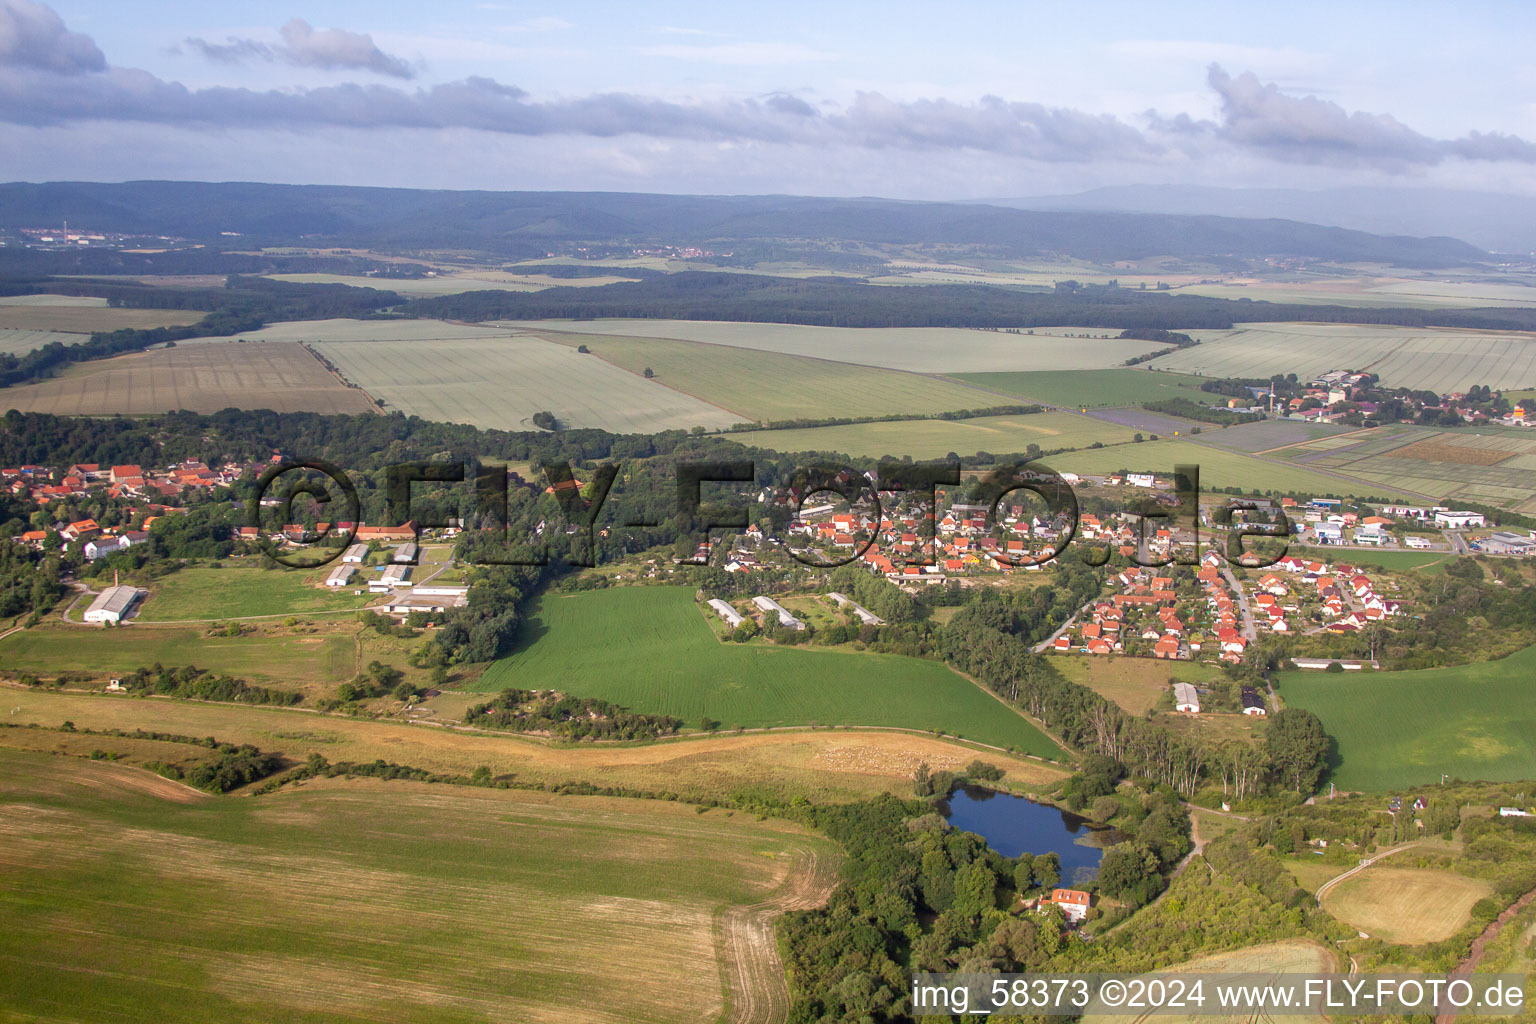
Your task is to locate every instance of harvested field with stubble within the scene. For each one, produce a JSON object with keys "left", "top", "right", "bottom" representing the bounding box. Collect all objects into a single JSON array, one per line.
[
  {"left": 0, "top": 327, "right": 86, "bottom": 356},
  {"left": 0, "top": 689, "right": 1067, "bottom": 804},
  {"left": 0, "top": 304, "right": 206, "bottom": 333},
  {"left": 733, "top": 411, "right": 1135, "bottom": 460},
  {"left": 1322, "top": 867, "right": 1493, "bottom": 944},
  {"left": 0, "top": 748, "right": 838, "bottom": 1024},
  {"left": 0, "top": 341, "right": 378, "bottom": 416}
]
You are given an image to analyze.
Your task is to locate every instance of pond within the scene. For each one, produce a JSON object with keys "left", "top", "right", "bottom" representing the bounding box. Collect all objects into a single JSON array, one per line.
[{"left": 938, "top": 785, "right": 1117, "bottom": 885}]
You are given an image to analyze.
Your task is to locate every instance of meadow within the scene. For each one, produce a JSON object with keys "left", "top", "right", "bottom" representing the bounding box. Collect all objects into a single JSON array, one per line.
[
  {"left": 532, "top": 328, "right": 1006, "bottom": 422},
  {"left": 950, "top": 368, "right": 1214, "bottom": 409},
  {"left": 512, "top": 319, "right": 1165, "bottom": 373},
  {"left": 0, "top": 689, "right": 1067, "bottom": 804},
  {"left": 1150, "top": 322, "right": 1536, "bottom": 393},
  {"left": 312, "top": 330, "right": 742, "bottom": 433},
  {"left": 1048, "top": 656, "right": 1224, "bottom": 715},
  {"left": 0, "top": 341, "right": 378, "bottom": 416},
  {"left": 0, "top": 748, "right": 834, "bottom": 1024},
  {"left": 476, "top": 586, "right": 1065, "bottom": 756},
  {"left": 0, "top": 621, "right": 356, "bottom": 688},
  {"left": 135, "top": 564, "right": 372, "bottom": 621},
  {"left": 733, "top": 411, "right": 1136, "bottom": 460},
  {"left": 1284, "top": 546, "right": 1450, "bottom": 573},
  {"left": 1280, "top": 643, "right": 1536, "bottom": 790},
  {"left": 1080, "top": 940, "right": 1336, "bottom": 1024},
  {"left": 1321, "top": 867, "right": 1492, "bottom": 944}
]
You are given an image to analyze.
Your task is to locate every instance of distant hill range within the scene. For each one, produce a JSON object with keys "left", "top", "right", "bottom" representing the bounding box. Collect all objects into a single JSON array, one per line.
[
  {"left": 0, "top": 181, "right": 1488, "bottom": 268},
  {"left": 986, "top": 185, "right": 1536, "bottom": 256}
]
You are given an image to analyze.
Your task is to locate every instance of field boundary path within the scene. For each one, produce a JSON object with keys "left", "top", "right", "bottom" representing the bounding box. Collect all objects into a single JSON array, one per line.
[
  {"left": 716, "top": 841, "right": 841, "bottom": 1024},
  {"left": 1435, "top": 884, "right": 1536, "bottom": 1024},
  {"left": 1314, "top": 842, "right": 1421, "bottom": 902}
]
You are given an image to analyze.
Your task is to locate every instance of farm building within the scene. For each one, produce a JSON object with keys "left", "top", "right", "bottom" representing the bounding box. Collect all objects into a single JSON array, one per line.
[
  {"left": 355, "top": 522, "right": 418, "bottom": 542},
  {"left": 1291, "top": 658, "right": 1366, "bottom": 670},
  {"left": 378, "top": 591, "right": 467, "bottom": 617},
  {"left": 752, "top": 595, "right": 806, "bottom": 630},
  {"left": 82, "top": 585, "right": 143, "bottom": 624},
  {"left": 1498, "top": 807, "right": 1531, "bottom": 817},
  {"left": 707, "top": 598, "right": 745, "bottom": 627},
  {"left": 325, "top": 565, "right": 355, "bottom": 588},
  {"left": 1173, "top": 682, "right": 1200, "bottom": 713},
  {"left": 1434, "top": 510, "right": 1485, "bottom": 528},
  {"left": 342, "top": 543, "right": 368, "bottom": 563},
  {"left": 392, "top": 541, "right": 419, "bottom": 563},
  {"left": 369, "top": 564, "right": 411, "bottom": 593},
  {"left": 1240, "top": 687, "right": 1267, "bottom": 716},
  {"left": 827, "top": 591, "right": 884, "bottom": 625},
  {"left": 1477, "top": 532, "right": 1535, "bottom": 556}
]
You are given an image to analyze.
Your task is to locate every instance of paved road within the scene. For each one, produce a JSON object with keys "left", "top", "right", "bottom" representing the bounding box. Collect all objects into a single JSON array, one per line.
[
  {"left": 1219, "top": 562, "right": 1259, "bottom": 641},
  {"left": 1032, "top": 600, "right": 1095, "bottom": 653}
]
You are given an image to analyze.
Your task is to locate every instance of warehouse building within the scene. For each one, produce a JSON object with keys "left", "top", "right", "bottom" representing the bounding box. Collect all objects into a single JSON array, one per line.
[{"left": 83, "top": 585, "right": 143, "bottom": 624}]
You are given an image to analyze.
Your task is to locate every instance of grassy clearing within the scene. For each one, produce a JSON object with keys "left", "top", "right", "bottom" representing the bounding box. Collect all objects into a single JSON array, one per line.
[
  {"left": 0, "top": 621, "right": 356, "bottom": 688},
  {"left": 1151, "top": 322, "right": 1536, "bottom": 393},
  {"left": 0, "top": 690, "right": 1066, "bottom": 803},
  {"left": 534, "top": 328, "right": 1003, "bottom": 422},
  {"left": 0, "top": 341, "right": 378, "bottom": 416},
  {"left": 951, "top": 368, "right": 1214, "bottom": 409},
  {"left": 477, "top": 586, "right": 1063, "bottom": 756},
  {"left": 1048, "top": 656, "right": 1224, "bottom": 715},
  {"left": 1285, "top": 546, "right": 1451, "bottom": 573},
  {"left": 1081, "top": 939, "right": 1336, "bottom": 1024},
  {"left": 1280, "top": 644, "right": 1536, "bottom": 790},
  {"left": 1282, "top": 855, "right": 1346, "bottom": 894},
  {"left": 1322, "top": 867, "right": 1492, "bottom": 944},
  {"left": 513, "top": 319, "right": 1165, "bottom": 373},
  {"left": 733, "top": 411, "right": 1135, "bottom": 460},
  {"left": 0, "top": 747, "right": 833, "bottom": 1024},
  {"left": 137, "top": 564, "right": 372, "bottom": 621},
  {"left": 0, "top": 305, "right": 206, "bottom": 333},
  {"left": 313, "top": 331, "right": 741, "bottom": 433}
]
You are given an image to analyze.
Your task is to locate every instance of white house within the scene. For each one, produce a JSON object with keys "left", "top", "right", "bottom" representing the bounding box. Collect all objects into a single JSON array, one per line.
[
  {"left": 1405, "top": 536, "right": 1432, "bottom": 549},
  {"left": 1042, "top": 888, "right": 1091, "bottom": 923},
  {"left": 1435, "top": 510, "right": 1486, "bottom": 528}
]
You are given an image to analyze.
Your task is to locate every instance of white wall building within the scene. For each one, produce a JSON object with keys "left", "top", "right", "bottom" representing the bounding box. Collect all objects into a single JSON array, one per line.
[{"left": 82, "top": 585, "right": 143, "bottom": 623}]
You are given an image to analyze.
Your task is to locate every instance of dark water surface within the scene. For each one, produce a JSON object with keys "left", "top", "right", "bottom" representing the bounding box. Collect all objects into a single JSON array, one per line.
[{"left": 938, "top": 785, "right": 1116, "bottom": 884}]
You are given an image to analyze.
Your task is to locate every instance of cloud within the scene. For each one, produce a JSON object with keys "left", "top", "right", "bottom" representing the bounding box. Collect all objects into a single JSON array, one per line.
[
  {"left": 183, "top": 17, "right": 414, "bottom": 79},
  {"left": 1195, "top": 65, "right": 1536, "bottom": 168},
  {"left": 0, "top": 0, "right": 104, "bottom": 74},
  {"left": 636, "top": 41, "right": 840, "bottom": 65}
]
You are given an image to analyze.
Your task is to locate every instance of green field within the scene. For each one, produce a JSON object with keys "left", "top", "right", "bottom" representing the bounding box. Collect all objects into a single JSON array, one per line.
[
  {"left": 0, "top": 328, "right": 89, "bottom": 356},
  {"left": 476, "top": 586, "right": 1063, "bottom": 756},
  {"left": 533, "top": 328, "right": 1005, "bottom": 422},
  {"left": 951, "top": 368, "right": 1214, "bottom": 409},
  {"left": 1281, "top": 643, "right": 1536, "bottom": 789},
  {"left": 514, "top": 319, "right": 1165, "bottom": 373},
  {"left": 1285, "top": 546, "right": 1451, "bottom": 573},
  {"left": 733, "top": 411, "right": 1135, "bottom": 460},
  {"left": 0, "top": 748, "right": 833, "bottom": 1023},
  {"left": 1150, "top": 322, "right": 1536, "bottom": 393},
  {"left": 310, "top": 325, "right": 742, "bottom": 433},
  {"left": 0, "top": 622, "right": 355, "bottom": 687},
  {"left": 136, "top": 565, "right": 372, "bottom": 621},
  {"left": 1049, "top": 439, "right": 1423, "bottom": 501}
]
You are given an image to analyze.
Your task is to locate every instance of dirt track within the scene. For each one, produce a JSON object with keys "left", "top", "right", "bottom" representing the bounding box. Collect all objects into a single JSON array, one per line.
[{"left": 717, "top": 840, "right": 842, "bottom": 1024}]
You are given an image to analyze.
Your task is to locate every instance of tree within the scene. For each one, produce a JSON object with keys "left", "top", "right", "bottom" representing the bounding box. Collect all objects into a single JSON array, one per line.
[
  {"left": 1097, "top": 842, "right": 1163, "bottom": 906},
  {"left": 643, "top": 366, "right": 654, "bottom": 378},
  {"left": 1266, "top": 707, "right": 1330, "bottom": 794}
]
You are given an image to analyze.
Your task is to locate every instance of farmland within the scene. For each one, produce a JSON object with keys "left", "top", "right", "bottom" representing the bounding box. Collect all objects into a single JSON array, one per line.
[
  {"left": 0, "top": 304, "right": 206, "bottom": 333},
  {"left": 0, "top": 328, "right": 87, "bottom": 356},
  {"left": 1046, "top": 438, "right": 1423, "bottom": 500},
  {"left": 308, "top": 326, "right": 743, "bottom": 433},
  {"left": 135, "top": 564, "right": 372, "bottom": 621},
  {"left": 513, "top": 318, "right": 1166, "bottom": 373},
  {"left": 733, "top": 411, "right": 1136, "bottom": 460},
  {"left": 1150, "top": 322, "right": 1536, "bottom": 393},
  {"left": 0, "top": 341, "right": 378, "bottom": 416},
  {"left": 0, "top": 688, "right": 1067, "bottom": 804},
  {"left": 476, "top": 586, "right": 1065, "bottom": 756},
  {"left": 1270, "top": 424, "right": 1536, "bottom": 509},
  {"left": 950, "top": 368, "right": 1214, "bottom": 409},
  {"left": 0, "top": 748, "right": 835, "bottom": 1024},
  {"left": 1279, "top": 643, "right": 1536, "bottom": 790},
  {"left": 265, "top": 269, "right": 643, "bottom": 295},
  {"left": 532, "top": 328, "right": 1007, "bottom": 422},
  {"left": 0, "top": 620, "right": 356, "bottom": 689},
  {"left": 1321, "top": 867, "right": 1492, "bottom": 944}
]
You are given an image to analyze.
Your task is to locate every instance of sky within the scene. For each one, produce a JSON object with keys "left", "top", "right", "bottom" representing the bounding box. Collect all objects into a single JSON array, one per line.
[{"left": 2, "top": 0, "right": 1535, "bottom": 198}]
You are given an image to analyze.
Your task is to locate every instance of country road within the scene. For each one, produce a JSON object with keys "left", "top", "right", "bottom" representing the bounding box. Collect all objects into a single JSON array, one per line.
[{"left": 1314, "top": 842, "right": 1421, "bottom": 902}]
